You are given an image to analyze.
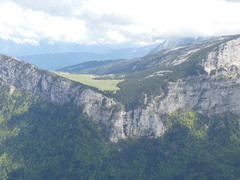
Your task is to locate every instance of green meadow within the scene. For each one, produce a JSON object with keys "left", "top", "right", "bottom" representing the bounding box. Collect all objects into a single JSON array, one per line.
[{"left": 54, "top": 72, "right": 123, "bottom": 92}]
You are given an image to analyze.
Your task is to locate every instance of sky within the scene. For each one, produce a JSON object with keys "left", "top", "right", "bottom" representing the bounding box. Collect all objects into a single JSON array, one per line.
[{"left": 1, "top": 0, "right": 240, "bottom": 45}]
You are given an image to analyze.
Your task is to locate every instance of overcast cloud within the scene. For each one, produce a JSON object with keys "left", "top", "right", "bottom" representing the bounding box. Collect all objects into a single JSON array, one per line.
[{"left": 1, "top": 0, "right": 240, "bottom": 45}]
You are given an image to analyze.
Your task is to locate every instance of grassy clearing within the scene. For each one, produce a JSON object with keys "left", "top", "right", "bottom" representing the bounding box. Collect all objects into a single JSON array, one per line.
[{"left": 54, "top": 72, "right": 123, "bottom": 92}]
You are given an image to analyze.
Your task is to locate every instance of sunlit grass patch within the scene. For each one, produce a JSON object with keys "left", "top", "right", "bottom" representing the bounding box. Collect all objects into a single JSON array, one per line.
[{"left": 54, "top": 72, "right": 123, "bottom": 92}]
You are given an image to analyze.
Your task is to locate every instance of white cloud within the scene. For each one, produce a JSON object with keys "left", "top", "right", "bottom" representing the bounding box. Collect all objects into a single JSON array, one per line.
[
  {"left": 106, "top": 30, "right": 128, "bottom": 44},
  {"left": 1, "top": 0, "right": 240, "bottom": 45},
  {"left": 0, "top": 2, "right": 87, "bottom": 44},
  {"left": 7, "top": 0, "right": 88, "bottom": 16}
]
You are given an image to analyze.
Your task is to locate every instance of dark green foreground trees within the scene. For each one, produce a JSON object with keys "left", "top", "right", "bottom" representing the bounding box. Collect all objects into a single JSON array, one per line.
[{"left": 0, "top": 84, "right": 239, "bottom": 179}]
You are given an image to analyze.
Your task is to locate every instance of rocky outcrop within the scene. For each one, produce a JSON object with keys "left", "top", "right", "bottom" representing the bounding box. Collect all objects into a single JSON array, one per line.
[
  {"left": 107, "top": 77, "right": 240, "bottom": 141},
  {"left": 202, "top": 37, "right": 240, "bottom": 76},
  {"left": 0, "top": 55, "right": 167, "bottom": 142},
  {"left": 108, "top": 37, "right": 240, "bottom": 141},
  {"left": 1, "top": 36, "right": 240, "bottom": 142},
  {"left": 158, "top": 77, "right": 240, "bottom": 116},
  {"left": 0, "top": 55, "right": 110, "bottom": 106},
  {"left": 0, "top": 55, "right": 117, "bottom": 132}
]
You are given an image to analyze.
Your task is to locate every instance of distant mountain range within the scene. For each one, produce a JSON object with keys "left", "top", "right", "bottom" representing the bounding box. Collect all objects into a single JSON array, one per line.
[
  {"left": 0, "top": 38, "right": 156, "bottom": 70},
  {"left": 148, "top": 37, "right": 211, "bottom": 54},
  {"left": 0, "top": 37, "right": 210, "bottom": 70},
  {"left": 18, "top": 46, "right": 155, "bottom": 70},
  {"left": 0, "top": 38, "right": 112, "bottom": 56},
  {"left": 58, "top": 37, "right": 214, "bottom": 74}
]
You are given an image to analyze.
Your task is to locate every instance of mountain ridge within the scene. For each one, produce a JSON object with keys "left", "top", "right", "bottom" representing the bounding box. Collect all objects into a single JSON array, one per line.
[
  {"left": 1, "top": 35, "right": 240, "bottom": 142},
  {"left": 58, "top": 35, "right": 233, "bottom": 74},
  {"left": 14, "top": 37, "right": 208, "bottom": 71}
]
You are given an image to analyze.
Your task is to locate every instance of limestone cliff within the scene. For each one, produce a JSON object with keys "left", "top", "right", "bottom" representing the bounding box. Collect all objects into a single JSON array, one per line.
[
  {"left": 0, "top": 35, "right": 240, "bottom": 142},
  {"left": 201, "top": 37, "right": 240, "bottom": 76}
]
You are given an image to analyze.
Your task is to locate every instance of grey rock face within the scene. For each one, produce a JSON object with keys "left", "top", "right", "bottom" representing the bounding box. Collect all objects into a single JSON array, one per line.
[
  {"left": 0, "top": 55, "right": 167, "bottom": 142},
  {"left": 202, "top": 38, "right": 240, "bottom": 76},
  {"left": 158, "top": 77, "right": 240, "bottom": 116},
  {"left": 0, "top": 36, "right": 240, "bottom": 142}
]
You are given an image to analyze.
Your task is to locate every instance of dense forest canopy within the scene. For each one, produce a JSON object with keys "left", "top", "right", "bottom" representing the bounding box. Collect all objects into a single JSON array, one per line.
[{"left": 0, "top": 83, "right": 239, "bottom": 179}]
